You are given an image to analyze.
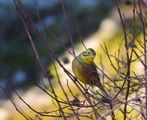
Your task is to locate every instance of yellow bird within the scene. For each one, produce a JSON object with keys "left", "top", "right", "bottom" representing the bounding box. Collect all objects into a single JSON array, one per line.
[{"left": 72, "top": 48, "right": 110, "bottom": 98}]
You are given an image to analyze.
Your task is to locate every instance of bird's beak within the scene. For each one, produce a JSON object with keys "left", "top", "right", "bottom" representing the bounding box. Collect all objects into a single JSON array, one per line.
[{"left": 91, "top": 54, "right": 95, "bottom": 58}]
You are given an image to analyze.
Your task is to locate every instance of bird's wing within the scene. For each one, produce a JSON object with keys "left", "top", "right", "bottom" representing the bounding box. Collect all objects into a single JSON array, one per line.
[{"left": 89, "top": 62, "right": 101, "bottom": 82}]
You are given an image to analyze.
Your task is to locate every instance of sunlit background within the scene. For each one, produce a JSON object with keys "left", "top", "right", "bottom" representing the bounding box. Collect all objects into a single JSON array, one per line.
[{"left": 0, "top": 0, "right": 146, "bottom": 120}]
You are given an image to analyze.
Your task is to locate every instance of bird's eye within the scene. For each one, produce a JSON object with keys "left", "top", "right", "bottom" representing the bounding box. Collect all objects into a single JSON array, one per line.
[{"left": 88, "top": 52, "right": 90, "bottom": 54}]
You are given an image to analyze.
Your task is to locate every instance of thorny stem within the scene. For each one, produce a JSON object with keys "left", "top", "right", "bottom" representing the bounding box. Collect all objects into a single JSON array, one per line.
[
  {"left": 14, "top": 0, "right": 67, "bottom": 119},
  {"left": 114, "top": 0, "right": 133, "bottom": 119}
]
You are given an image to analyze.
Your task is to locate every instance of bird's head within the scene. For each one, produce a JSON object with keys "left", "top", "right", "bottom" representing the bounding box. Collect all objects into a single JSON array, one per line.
[{"left": 78, "top": 48, "right": 96, "bottom": 64}]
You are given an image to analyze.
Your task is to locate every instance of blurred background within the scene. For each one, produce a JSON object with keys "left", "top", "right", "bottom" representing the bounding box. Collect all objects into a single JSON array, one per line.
[
  {"left": 0, "top": 0, "right": 143, "bottom": 119},
  {"left": 0, "top": 0, "right": 116, "bottom": 97}
]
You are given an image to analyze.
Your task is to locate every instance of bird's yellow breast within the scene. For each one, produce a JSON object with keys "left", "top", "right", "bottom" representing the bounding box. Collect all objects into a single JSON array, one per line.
[
  {"left": 72, "top": 58, "right": 91, "bottom": 84},
  {"left": 81, "top": 55, "right": 94, "bottom": 64}
]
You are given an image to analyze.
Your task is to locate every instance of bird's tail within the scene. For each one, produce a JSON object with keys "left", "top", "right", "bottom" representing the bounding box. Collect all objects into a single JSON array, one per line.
[{"left": 99, "top": 86, "right": 111, "bottom": 99}]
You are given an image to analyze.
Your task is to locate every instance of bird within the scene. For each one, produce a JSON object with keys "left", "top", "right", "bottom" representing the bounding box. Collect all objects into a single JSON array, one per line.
[{"left": 72, "top": 48, "right": 110, "bottom": 98}]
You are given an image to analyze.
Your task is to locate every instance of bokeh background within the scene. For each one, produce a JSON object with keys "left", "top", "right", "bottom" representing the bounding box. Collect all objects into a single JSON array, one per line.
[
  {"left": 0, "top": 0, "right": 115, "bottom": 94},
  {"left": 0, "top": 0, "right": 145, "bottom": 120}
]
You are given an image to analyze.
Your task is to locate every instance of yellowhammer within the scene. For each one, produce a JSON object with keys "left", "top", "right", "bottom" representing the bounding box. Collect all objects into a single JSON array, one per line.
[{"left": 72, "top": 48, "right": 110, "bottom": 98}]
